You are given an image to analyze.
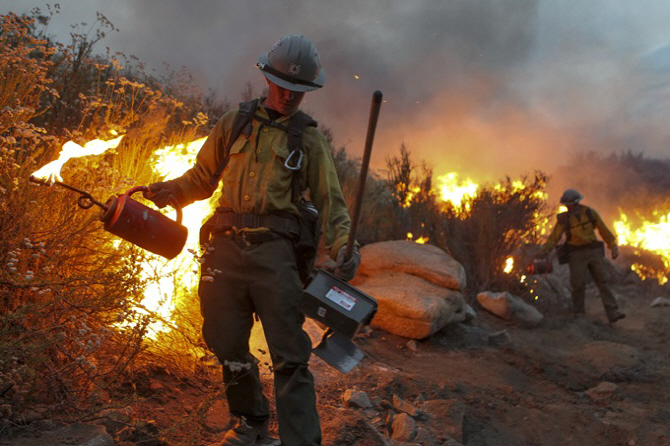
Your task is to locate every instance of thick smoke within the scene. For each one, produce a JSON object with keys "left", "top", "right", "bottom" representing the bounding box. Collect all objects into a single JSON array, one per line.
[{"left": 5, "top": 0, "right": 670, "bottom": 216}]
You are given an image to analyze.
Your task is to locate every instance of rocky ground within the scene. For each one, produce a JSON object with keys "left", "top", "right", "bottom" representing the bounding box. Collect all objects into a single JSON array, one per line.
[
  {"left": 2, "top": 266, "right": 670, "bottom": 446},
  {"left": 314, "top": 282, "right": 670, "bottom": 446}
]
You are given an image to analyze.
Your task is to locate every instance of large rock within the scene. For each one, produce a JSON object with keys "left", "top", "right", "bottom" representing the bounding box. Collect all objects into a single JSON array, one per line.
[
  {"left": 356, "top": 272, "right": 465, "bottom": 339},
  {"left": 391, "top": 412, "right": 416, "bottom": 442},
  {"left": 476, "top": 291, "right": 544, "bottom": 328},
  {"left": 355, "top": 240, "right": 466, "bottom": 291},
  {"left": 321, "top": 408, "right": 391, "bottom": 445},
  {"left": 350, "top": 241, "right": 468, "bottom": 339}
]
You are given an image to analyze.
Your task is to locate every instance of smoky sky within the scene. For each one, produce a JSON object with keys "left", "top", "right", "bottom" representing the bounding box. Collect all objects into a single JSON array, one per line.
[{"left": 5, "top": 0, "right": 670, "bottom": 203}]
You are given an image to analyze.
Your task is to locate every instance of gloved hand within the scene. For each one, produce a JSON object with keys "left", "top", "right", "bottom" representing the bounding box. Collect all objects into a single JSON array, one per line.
[
  {"left": 335, "top": 244, "right": 361, "bottom": 282},
  {"left": 143, "top": 181, "right": 177, "bottom": 209},
  {"left": 611, "top": 244, "right": 619, "bottom": 260}
]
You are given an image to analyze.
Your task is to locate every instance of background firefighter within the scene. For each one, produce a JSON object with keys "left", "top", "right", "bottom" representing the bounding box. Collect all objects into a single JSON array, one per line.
[
  {"left": 541, "top": 188, "right": 625, "bottom": 323},
  {"left": 144, "top": 35, "right": 360, "bottom": 446}
]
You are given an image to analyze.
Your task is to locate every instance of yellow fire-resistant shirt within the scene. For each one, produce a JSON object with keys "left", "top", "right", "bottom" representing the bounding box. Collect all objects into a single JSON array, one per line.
[
  {"left": 169, "top": 100, "right": 352, "bottom": 260},
  {"left": 543, "top": 204, "right": 616, "bottom": 252}
]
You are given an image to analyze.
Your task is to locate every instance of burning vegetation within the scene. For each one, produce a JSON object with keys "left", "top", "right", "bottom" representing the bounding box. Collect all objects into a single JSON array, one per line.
[
  {"left": 2, "top": 9, "right": 670, "bottom": 445},
  {"left": 1, "top": 10, "right": 223, "bottom": 425}
]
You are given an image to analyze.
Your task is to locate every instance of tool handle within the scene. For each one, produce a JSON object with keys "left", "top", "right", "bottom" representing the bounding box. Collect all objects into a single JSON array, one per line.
[
  {"left": 128, "top": 186, "right": 183, "bottom": 225},
  {"left": 345, "top": 90, "right": 383, "bottom": 260}
]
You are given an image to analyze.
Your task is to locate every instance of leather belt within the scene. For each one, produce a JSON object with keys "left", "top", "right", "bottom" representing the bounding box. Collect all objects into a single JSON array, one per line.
[
  {"left": 213, "top": 209, "right": 300, "bottom": 236},
  {"left": 566, "top": 240, "right": 604, "bottom": 251}
]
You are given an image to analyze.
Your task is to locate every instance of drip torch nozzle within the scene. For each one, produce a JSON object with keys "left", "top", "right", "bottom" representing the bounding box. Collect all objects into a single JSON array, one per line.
[
  {"left": 29, "top": 176, "right": 108, "bottom": 211},
  {"left": 29, "top": 175, "right": 54, "bottom": 186}
]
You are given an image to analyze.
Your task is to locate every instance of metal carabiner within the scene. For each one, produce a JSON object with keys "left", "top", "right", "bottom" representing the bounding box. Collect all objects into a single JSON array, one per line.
[{"left": 284, "top": 149, "right": 303, "bottom": 171}]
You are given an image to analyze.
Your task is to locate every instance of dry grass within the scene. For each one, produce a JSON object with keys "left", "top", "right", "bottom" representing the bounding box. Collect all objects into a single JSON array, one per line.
[{"left": 0, "top": 11, "right": 218, "bottom": 421}]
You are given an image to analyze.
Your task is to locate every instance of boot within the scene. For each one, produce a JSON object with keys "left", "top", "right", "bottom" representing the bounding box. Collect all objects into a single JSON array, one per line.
[
  {"left": 608, "top": 311, "right": 626, "bottom": 323},
  {"left": 220, "top": 417, "right": 277, "bottom": 446},
  {"left": 256, "top": 437, "right": 281, "bottom": 446}
]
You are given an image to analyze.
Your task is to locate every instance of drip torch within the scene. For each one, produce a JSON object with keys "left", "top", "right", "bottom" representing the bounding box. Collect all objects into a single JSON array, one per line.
[{"left": 29, "top": 177, "right": 187, "bottom": 260}]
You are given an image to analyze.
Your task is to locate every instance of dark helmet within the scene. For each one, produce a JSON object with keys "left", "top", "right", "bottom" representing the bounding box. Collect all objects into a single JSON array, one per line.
[
  {"left": 256, "top": 35, "right": 326, "bottom": 92},
  {"left": 560, "top": 189, "right": 583, "bottom": 205}
]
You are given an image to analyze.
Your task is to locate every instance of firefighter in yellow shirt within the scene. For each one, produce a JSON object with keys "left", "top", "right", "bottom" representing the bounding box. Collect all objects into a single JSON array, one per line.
[
  {"left": 144, "top": 35, "right": 359, "bottom": 446},
  {"left": 543, "top": 189, "right": 624, "bottom": 323}
]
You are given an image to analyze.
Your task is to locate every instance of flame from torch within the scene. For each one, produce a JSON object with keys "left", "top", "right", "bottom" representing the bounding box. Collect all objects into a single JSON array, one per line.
[{"left": 30, "top": 135, "right": 124, "bottom": 186}]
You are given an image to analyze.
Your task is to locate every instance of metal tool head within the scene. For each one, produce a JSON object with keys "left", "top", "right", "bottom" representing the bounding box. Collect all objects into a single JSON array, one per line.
[{"left": 312, "top": 330, "right": 364, "bottom": 374}]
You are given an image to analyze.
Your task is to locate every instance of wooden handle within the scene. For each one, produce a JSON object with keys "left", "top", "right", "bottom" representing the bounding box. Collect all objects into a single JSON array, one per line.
[{"left": 345, "top": 90, "right": 383, "bottom": 260}]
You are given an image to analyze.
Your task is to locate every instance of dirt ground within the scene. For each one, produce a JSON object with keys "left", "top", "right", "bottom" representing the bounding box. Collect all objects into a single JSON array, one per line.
[
  {"left": 7, "top": 274, "right": 667, "bottom": 446},
  {"left": 107, "top": 274, "right": 670, "bottom": 446}
]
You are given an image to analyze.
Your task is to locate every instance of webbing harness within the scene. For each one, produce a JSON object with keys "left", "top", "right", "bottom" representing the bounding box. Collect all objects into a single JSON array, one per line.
[
  {"left": 200, "top": 98, "right": 318, "bottom": 245},
  {"left": 209, "top": 97, "right": 317, "bottom": 204},
  {"left": 558, "top": 206, "right": 596, "bottom": 245}
]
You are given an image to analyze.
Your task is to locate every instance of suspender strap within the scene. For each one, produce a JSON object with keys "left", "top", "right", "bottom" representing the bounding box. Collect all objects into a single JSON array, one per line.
[
  {"left": 285, "top": 111, "right": 317, "bottom": 203},
  {"left": 585, "top": 207, "right": 596, "bottom": 226},
  {"left": 242, "top": 110, "right": 316, "bottom": 202},
  {"left": 209, "top": 98, "right": 259, "bottom": 186},
  {"left": 209, "top": 99, "right": 317, "bottom": 194},
  {"left": 558, "top": 212, "right": 571, "bottom": 242}
]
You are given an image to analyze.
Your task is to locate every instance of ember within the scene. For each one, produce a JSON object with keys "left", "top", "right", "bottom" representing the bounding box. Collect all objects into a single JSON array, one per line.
[
  {"left": 407, "top": 232, "right": 429, "bottom": 244},
  {"left": 503, "top": 257, "right": 514, "bottom": 274}
]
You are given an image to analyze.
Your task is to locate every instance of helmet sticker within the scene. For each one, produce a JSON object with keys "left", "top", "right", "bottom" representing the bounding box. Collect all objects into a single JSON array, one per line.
[{"left": 288, "top": 63, "right": 301, "bottom": 76}]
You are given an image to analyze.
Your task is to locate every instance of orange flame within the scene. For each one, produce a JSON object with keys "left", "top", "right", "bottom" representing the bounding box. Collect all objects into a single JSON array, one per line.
[
  {"left": 136, "top": 137, "right": 212, "bottom": 336},
  {"left": 437, "top": 172, "right": 478, "bottom": 212},
  {"left": 614, "top": 209, "right": 670, "bottom": 284},
  {"left": 30, "top": 135, "right": 212, "bottom": 338},
  {"left": 407, "top": 232, "right": 429, "bottom": 244},
  {"left": 503, "top": 257, "right": 514, "bottom": 274},
  {"left": 30, "top": 134, "right": 124, "bottom": 185}
]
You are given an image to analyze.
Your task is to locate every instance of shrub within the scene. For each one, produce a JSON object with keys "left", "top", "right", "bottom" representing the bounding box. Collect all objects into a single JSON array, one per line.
[
  {"left": 439, "top": 172, "right": 549, "bottom": 295},
  {"left": 380, "top": 143, "right": 549, "bottom": 297},
  {"left": 0, "top": 11, "right": 215, "bottom": 421}
]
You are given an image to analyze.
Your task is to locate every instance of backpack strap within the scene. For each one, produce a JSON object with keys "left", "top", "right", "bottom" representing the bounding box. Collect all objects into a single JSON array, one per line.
[
  {"left": 585, "top": 207, "right": 596, "bottom": 227},
  {"left": 249, "top": 110, "right": 317, "bottom": 202},
  {"left": 209, "top": 98, "right": 259, "bottom": 186},
  {"left": 285, "top": 111, "right": 317, "bottom": 203},
  {"left": 558, "top": 212, "right": 571, "bottom": 242}
]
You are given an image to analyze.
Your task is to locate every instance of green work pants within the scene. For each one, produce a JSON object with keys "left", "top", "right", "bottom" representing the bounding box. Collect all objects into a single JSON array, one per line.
[
  {"left": 567, "top": 245, "right": 619, "bottom": 319},
  {"left": 198, "top": 232, "right": 321, "bottom": 446}
]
